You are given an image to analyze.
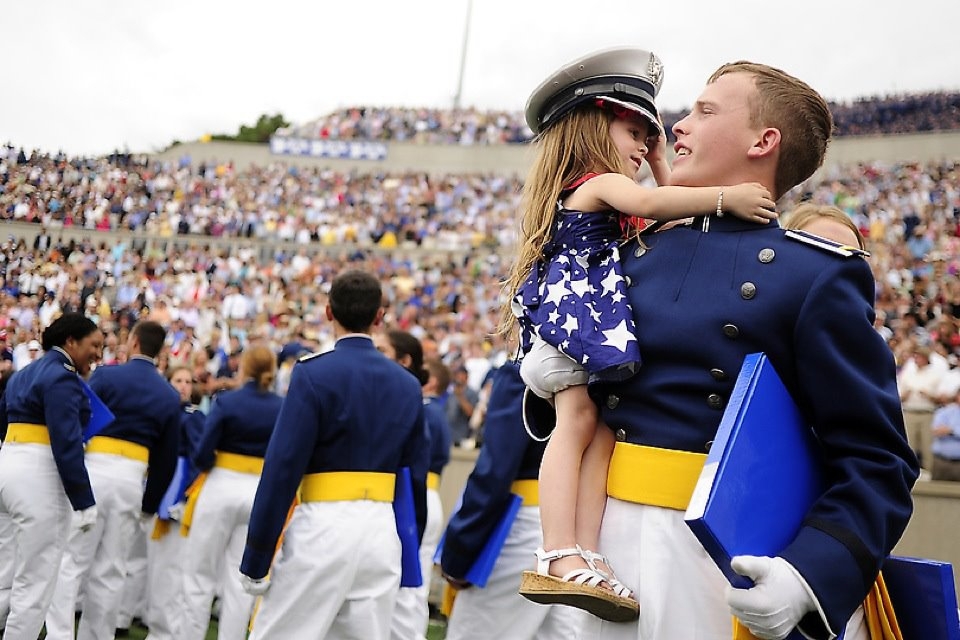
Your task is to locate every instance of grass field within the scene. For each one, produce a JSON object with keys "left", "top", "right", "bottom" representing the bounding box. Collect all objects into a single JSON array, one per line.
[{"left": 117, "top": 617, "right": 449, "bottom": 638}]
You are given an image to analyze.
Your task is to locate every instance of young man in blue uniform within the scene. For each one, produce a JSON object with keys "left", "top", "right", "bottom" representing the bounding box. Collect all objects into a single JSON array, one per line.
[
  {"left": 240, "top": 269, "right": 429, "bottom": 639},
  {"left": 45, "top": 320, "right": 181, "bottom": 640},
  {"left": 441, "top": 363, "right": 586, "bottom": 639},
  {"left": 525, "top": 58, "right": 918, "bottom": 639}
]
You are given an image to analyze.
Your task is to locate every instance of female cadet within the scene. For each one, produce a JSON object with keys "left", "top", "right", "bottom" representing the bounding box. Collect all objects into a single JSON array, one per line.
[
  {"left": 374, "top": 329, "right": 452, "bottom": 640},
  {"left": 0, "top": 312, "right": 102, "bottom": 640},
  {"left": 179, "top": 345, "right": 283, "bottom": 640}
]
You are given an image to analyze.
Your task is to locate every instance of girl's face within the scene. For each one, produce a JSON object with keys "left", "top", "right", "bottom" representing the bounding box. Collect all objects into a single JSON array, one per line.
[
  {"left": 373, "top": 333, "right": 397, "bottom": 361},
  {"left": 169, "top": 368, "right": 193, "bottom": 402},
  {"left": 609, "top": 114, "right": 653, "bottom": 177},
  {"left": 65, "top": 331, "right": 103, "bottom": 376}
]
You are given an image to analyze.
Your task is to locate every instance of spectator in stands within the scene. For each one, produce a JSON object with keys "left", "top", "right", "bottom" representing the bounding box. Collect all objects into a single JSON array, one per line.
[{"left": 931, "top": 388, "right": 960, "bottom": 481}]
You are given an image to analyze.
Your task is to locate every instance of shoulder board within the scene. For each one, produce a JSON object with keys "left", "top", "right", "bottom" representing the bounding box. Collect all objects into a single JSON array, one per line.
[
  {"left": 63, "top": 362, "right": 76, "bottom": 373},
  {"left": 784, "top": 229, "right": 870, "bottom": 258},
  {"left": 185, "top": 404, "right": 200, "bottom": 413},
  {"left": 298, "top": 351, "right": 325, "bottom": 363}
]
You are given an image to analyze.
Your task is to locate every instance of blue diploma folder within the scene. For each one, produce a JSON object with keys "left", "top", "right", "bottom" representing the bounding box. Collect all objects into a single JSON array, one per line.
[
  {"left": 433, "top": 492, "right": 523, "bottom": 588},
  {"left": 80, "top": 379, "right": 115, "bottom": 442},
  {"left": 394, "top": 467, "right": 423, "bottom": 588},
  {"left": 883, "top": 555, "right": 960, "bottom": 640},
  {"left": 684, "top": 352, "right": 823, "bottom": 590},
  {"left": 157, "top": 456, "right": 190, "bottom": 520}
]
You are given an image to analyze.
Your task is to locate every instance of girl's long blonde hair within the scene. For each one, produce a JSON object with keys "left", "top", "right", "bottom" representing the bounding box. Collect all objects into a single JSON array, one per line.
[{"left": 498, "top": 104, "right": 626, "bottom": 337}]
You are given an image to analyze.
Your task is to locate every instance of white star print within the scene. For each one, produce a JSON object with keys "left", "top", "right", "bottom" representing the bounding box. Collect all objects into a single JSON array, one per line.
[
  {"left": 600, "top": 268, "right": 620, "bottom": 296},
  {"left": 543, "top": 280, "right": 570, "bottom": 307},
  {"left": 562, "top": 313, "right": 579, "bottom": 334},
  {"left": 547, "top": 309, "right": 560, "bottom": 325},
  {"left": 570, "top": 276, "right": 589, "bottom": 298},
  {"left": 602, "top": 320, "right": 637, "bottom": 352}
]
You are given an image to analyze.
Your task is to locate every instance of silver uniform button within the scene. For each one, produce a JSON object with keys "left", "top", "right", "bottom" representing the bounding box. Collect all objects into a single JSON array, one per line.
[
  {"left": 634, "top": 245, "right": 647, "bottom": 258},
  {"left": 705, "top": 440, "right": 714, "bottom": 453},
  {"left": 722, "top": 324, "right": 739, "bottom": 339},
  {"left": 606, "top": 395, "right": 620, "bottom": 409},
  {"left": 624, "top": 276, "right": 633, "bottom": 287},
  {"left": 707, "top": 393, "right": 724, "bottom": 409},
  {"left": 740, "top": 282, "right": 757, "bottom": 300},
  {"left": 615, "top": 428, "right": 627, "bottom": 442},
  {"left": 709, "top": 368, "right": 728, "bottom": 382},
  {"left": 758, "top": 248, "right": 775, "bottom": 263}
]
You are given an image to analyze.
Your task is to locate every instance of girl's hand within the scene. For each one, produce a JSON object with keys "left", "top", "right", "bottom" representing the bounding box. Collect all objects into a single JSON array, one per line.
[{"left": 723, "top": 183, "right": 778, "bottom": 224}]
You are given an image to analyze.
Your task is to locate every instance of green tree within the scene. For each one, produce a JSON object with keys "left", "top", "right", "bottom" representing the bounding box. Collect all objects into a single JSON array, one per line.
[{"left": 211, "top": 113, "right": 290, "bottom": 143}]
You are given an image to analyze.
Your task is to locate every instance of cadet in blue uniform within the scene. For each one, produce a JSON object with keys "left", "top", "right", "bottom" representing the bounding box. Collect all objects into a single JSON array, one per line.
[
  {"left": 525, "top": 59, "right": 918, "bottom": 640},
  {"left": 440, "top": 363, "right": 586, "bottom": 639},
  {"left": 46, "top": 320, "right": 181, "bottom": 640},
  {"left": 241, "top": 270, "right": 429, "bottom": 639},
  {"left": 374, "top": 330, "right": 452, "bottom": 640},
  {"left": 180, "top": 344, "right": 283, "bottom": 640},
  {"left": 0, "top": 313, "right": 102, "bottom": 640},
  {"left": 140, "top": 364, "right": 206, "bottom": 640}
]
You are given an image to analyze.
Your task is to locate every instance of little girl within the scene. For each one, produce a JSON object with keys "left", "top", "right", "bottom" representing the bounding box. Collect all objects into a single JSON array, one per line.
[{"left": 504, "top": 47, "right": 776, "bottom": 622}]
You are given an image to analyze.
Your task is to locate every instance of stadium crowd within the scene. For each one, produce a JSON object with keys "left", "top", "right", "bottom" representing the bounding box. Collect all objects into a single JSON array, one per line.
[
  {"left": 1, "top": 143, "right": 959, "bottom": 465},
  {"left": 277, "top": 90, "right": 960, "bottom": 144}
]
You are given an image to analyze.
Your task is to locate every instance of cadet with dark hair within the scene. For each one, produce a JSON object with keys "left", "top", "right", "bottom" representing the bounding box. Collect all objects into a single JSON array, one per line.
[
  {"left": 46, "top": 320, "right": 182, "bottom": 640},
  {"left": 0, "top": 312, "right": 102, "bottom": 640},
  {"left": 241, "top": 269, "right": 429, "bottom": 639}
]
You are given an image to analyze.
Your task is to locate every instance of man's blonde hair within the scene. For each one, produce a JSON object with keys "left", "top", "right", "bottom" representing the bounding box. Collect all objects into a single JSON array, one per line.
[{"left": 709, "top": 61, "right": 833, "bottom": 199}]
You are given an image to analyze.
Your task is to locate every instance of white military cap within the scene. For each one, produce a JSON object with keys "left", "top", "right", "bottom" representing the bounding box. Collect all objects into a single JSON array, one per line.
[{"left": 525, "top": 47, "right": 664, "bottom": 135}]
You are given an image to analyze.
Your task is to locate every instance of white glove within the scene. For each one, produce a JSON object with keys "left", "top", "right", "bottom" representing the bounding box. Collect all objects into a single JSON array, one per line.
[
  {"left": 139, "top": 512, "right": 155, "bottom": 533},
  {"left": 240, "top": 571, "right": 270, "bottom": 596},
  {"left": 166, "top": 502, "right": 185, "bottom": 522},
  {"left": 76, "top": 505, "right": 98, "bottom": 533},
  {"left": 726, "top": 555, "right": 816, "bottom": 640}
]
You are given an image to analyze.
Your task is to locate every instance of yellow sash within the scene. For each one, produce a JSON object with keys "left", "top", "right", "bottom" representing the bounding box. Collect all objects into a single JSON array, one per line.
[{"left": 179, "top": 471, "right": 209, "bottom": 537}]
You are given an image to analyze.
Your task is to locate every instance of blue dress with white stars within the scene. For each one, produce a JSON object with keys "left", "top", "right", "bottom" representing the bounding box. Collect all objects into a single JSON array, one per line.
[{"left": 513, "top": 188, "right": 641, "bottom": 384}]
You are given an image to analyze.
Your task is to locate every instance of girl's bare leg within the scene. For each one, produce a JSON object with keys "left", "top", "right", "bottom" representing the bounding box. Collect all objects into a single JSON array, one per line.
[{"left": 538, "top": 384, "right": 599, "bottom": 579}]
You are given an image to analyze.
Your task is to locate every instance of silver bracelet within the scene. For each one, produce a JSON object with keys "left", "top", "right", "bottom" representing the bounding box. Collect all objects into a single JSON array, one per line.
[{"left": 716, "top": 190, "right": 724, "bottom": 217}]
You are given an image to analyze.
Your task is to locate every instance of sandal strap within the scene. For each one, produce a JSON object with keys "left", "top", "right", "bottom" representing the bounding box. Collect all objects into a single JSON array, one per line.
[
  {"left": 581, "top": 549, "right": 635, "bottom": 599},
  {"left": 534, "top": 545, "right": 585, "bottom": 575},
  {"left": 559, "top": 567, "right": 607, "bottom": 588}
]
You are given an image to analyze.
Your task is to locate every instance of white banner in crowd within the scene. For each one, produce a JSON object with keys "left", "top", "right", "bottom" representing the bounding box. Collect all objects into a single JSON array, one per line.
[{"left": 269, "top": 136, "right": 388, "bottom": 160}]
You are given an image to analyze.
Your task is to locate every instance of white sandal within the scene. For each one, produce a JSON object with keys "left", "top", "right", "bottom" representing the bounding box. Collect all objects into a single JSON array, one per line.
[
  {"left": 581, "top": 549, "right": 637, "bottom": 604},
  {"left": 518, "top": 546, "right": 639, "bottom": 622}
]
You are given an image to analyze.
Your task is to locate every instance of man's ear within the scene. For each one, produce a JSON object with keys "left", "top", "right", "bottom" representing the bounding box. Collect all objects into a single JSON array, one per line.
[
  {"left": 325, "top": 304, "right": 334, "bottom": 322},
  {"left": 747, "top": 127, "right": 781, "bottom": 159},
  {"left": 372, "top": 307, "right": 385, "bottom": 328}
]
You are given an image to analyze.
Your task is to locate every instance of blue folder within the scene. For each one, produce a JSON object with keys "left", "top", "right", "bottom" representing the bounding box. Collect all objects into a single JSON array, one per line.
[
  {"left": 393, "top": 466, "right": 423, "bottom": 588},
  {"left": 882, "top": 555, "right": 960, "bottom": 640},
  {"left": 157, "top": 456, "right": 190, "bottom": 520},
  {"left": 433, "top": 493, "right": 523, "bottom": 588},
  {"left": 684, "top": 352, "right": 824, "bottom": 591},
  {"left": 80, "top": 379, "right": 115, "bottom": 443}
]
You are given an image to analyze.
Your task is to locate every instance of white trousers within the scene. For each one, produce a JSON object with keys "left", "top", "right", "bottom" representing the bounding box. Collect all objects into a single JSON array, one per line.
[
  {"left": 0, "top": 508, "right": 15, "bottom": 629},
  {"left": 445, "top": 506, "right": 586, "bottom": 640},
  {"left": 249, "top": 501, "right": 402, "bottom": 640},
  {"left": 116, "top": 525, "right": 148, "bottom": 628},
  {"left": 144, "top": 524, "right": 186, "bottom": 640},
  {"left": 45, "top": 453, "right": 147, "bottom": 640},
  {"left": 0, "top": 443, "right": 73, "bottom": 640},
  {"left": 180, "top": 467, "right": 259, "bottom": 640},
  {"left": 390, "top": 486, "right": 443, "bottom": 640}
]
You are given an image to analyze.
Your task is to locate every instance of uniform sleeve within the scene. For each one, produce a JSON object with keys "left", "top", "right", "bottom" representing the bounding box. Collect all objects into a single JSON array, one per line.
[
  {"left": 193, "top": 396, "right": 225, "bottom": 472},
  {"left": 142, "top": 399, "right": 180, "bottom": 515},
  {"left": 441, "top": 365, "right": 527, "bottom": 580},
  {"left": 779, "top": 257, "right": 919, "bottom": 637},
  {"left": 45, "top": 373, "right": 95, "bottom": 511},
  {"left": 241, "top": 364, "right": 320, "bottom": 579}
]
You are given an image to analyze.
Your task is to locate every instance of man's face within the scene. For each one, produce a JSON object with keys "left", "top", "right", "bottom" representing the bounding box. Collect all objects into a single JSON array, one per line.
[{"left": 671, "top": 72, "right": 760, "bottom": 188}]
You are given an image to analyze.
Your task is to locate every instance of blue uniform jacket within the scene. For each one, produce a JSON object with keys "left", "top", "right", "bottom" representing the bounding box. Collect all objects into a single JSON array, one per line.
[
  {"left": 0, "top": 348, "right": 95, "bottom": 510},
  {"left": 425, "top": 396, "right": 452, "bottom": 475},
  {"left": 588, "top": 215, "right": 918, "bottom": 637},
  {"left": 241, "top": 335, "right": 429, "bottom": 579},
  {"left": 440, "top": 363, "right": 546, "bottom": 581},
  {"left": 89, "top": 355, "right": 182, "bottom": 515},
  {"left": 193, "top": 381, "right": 283, "bottom": 472}
]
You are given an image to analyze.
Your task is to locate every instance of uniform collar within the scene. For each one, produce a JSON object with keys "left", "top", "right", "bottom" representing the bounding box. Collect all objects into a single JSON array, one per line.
[
  {"left": 51, "top": 346, "right": 75, "bottom": 366},
  {"left": 691, "top": 214, "right": 782, "bottom": 233},
  {"left": 336, "top": 334, "right": 374, "bottom": 346},
  {"left": 129, "top": 354, "right": 158, "bottom": 365}
]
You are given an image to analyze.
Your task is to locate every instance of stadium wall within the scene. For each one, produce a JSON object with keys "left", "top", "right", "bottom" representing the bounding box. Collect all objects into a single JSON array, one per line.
[{"left": 155, "top": 130, "right": 960, "bottom": 176}]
